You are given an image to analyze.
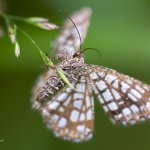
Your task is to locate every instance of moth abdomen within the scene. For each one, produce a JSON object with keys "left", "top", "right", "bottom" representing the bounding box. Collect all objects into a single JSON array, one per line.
[{"left": 36, "top": 76, "right": 65, "bottom": 104}]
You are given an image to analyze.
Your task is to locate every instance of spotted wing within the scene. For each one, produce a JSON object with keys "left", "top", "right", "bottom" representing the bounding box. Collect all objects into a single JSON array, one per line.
[
  {"left": 40, "top": 77, "right": 94, "bottom": 142},
  {"left": 88, "top": 65, "right": 150, "bottom": 126},
  {"left": 52, "top": 7, "right": 92, "bottom": 58}
]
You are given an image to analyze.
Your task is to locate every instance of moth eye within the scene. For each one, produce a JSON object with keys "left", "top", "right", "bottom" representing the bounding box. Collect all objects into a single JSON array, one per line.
[{"left": 73, "top": 52, "right": 79, "bottom": 58}]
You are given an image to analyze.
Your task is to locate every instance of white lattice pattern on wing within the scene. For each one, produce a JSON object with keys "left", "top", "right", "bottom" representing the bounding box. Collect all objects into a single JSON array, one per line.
[
  {"left": 40, "top": 78, "right": 94, "bottom": 142},
  {"left": 89, "top": 65, "right": 150, "bottom": 126}
]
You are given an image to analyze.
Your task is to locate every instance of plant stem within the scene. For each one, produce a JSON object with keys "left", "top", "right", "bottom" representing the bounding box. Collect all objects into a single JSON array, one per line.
[
  {"left": 17, "top": 26, "right": 73, "bottom": 89},
  {"left": 8, "top": 15, "right": 27, "bottom": 22},
  {"left": 0, "top": 11, "right": 29, "bottom": 25},
  {"left": 0, "top": 10, "right": 6, "bottom": 19},
  {"left": 0, "top": 11, "right": 12, "bottom": 30},
  {"left": 17, "top": 26, "right": 42, "bottom": 52},
  {"left": 0, "top": 11, "right": 73, "bottom": 89}
]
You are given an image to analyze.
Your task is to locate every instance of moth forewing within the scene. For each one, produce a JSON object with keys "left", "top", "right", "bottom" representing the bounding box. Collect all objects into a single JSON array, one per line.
[{"left": 41, "top": 79, "right": 94, "bottom": 142}]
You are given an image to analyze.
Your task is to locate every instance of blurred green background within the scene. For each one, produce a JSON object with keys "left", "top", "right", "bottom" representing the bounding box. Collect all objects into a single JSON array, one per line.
[{"left": 0, "top": 0, "right": 150, "bottom": 149}]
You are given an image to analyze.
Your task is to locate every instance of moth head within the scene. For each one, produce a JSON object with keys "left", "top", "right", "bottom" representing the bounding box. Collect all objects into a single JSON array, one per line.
[
  {"left": 71, "top": 51, "right": 84, "bottom": 64},
  {"left": 72, "top": 51, "right": 84, "bottom": 59},
  {"left": 64, "top": 51, "right": 84, "bottom": 68}
]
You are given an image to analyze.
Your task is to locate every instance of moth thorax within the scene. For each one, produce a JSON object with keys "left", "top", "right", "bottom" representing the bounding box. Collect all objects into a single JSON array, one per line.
[
  {"left": 61, "top": 53, "right": 84, "bottom": 70},
  {"left": 71, "top": 57, "right": 84, "bottom": 67}
]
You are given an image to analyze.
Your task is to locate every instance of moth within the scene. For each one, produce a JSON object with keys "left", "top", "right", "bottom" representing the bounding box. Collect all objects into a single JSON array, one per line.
[{"left": 32, "top": 7, "right": 150, "bottom": 142}]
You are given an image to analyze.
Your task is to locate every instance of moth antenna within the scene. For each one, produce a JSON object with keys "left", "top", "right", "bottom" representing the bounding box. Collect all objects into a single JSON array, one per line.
[
  {"left": 82, "top": 47, "right": 102, "bottom": 58},
  {"left": 59, "top": 9, "right": 82, "bottom": 50}
]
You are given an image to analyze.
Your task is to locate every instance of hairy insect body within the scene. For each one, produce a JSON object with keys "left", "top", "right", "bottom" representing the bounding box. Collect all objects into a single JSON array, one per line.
[{"left": 37, "top": 53, "right": 85, "bottom": 104}]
